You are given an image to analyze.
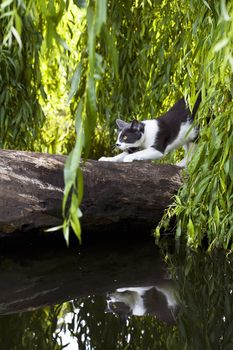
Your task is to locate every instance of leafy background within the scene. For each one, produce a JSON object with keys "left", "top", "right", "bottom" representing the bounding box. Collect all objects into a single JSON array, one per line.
[{"left": 0, "top": 0, "right": 232, "bottom": 248}]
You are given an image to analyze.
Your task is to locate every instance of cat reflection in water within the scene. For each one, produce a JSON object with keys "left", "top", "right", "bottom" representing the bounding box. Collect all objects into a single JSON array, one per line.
[
  {"left": 99, "top": 95, "right": 201, "bottom": 167},
  {"left": 106, "top": 281, "right": 179, "bottom": 325}
]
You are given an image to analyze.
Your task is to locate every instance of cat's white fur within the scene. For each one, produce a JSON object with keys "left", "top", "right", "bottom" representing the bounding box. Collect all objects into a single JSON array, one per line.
[
  {"left": 107, "top": 284, "right": 177, "bottom": 316},
  {"left": 99, "top": 119, "right": 196, "bottom": 167},
  {"left": 108, "top": 287, "right": 153, "bottom": 316}
]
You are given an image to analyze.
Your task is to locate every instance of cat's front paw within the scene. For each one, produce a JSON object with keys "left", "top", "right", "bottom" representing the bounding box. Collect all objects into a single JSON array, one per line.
[
  {"left": 98, "top": 156, "right": 111, "bottom": 161},
  {"left": 123, "top": 154, "right": 135, "bottom": 162}
]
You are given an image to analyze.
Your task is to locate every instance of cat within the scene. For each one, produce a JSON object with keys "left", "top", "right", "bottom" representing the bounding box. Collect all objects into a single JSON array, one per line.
[
  {"left": 106, "top": 281, "right": 179, "bottom": 324},
  {"left": 99, "top": 94, "right": 201, "bottom": 167}
]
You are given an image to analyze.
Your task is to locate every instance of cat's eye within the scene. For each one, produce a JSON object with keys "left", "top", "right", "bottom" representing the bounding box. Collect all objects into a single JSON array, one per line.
[{"left": 123, "top": 136, "right": 127, "bottom": 141}]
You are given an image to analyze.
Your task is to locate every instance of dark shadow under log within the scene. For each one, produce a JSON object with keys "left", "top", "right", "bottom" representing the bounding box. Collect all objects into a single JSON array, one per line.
[
  {"left": 0, "top": 240, "right": 172, "bottom": 315},
  {"left": 0, "top": 150, "right": 182, "bottom": 238}
]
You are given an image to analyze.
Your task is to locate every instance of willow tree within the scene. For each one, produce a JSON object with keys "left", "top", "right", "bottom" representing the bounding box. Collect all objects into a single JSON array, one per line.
[{"left": 0, "top": 0, "right": 232, "bottom": 248}]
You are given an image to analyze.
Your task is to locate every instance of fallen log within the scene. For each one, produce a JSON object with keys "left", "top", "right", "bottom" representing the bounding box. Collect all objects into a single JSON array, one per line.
[{"left": 0, "top": 150, "right": 182, "bottom": 238}]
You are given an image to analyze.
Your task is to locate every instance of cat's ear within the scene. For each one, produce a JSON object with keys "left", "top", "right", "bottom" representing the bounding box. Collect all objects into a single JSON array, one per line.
[
  {"left": 131, "top": 119, "right": 144, "bottom": 132},
  {"left": 131, "top": 119, "right": 139, "bottom": 129},
  {"left": 116, "top": 119, "right": 129, "bottom": 130}
]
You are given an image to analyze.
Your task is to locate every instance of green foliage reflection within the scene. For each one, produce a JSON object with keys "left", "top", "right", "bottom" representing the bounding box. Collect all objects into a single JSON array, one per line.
[
  {"left": 166, "top": 247, "right": 233, "bottom": 350},
  {"left": 59, "top": 296, "right": 174, "bottom": 350},
  {"left": 0, "top": 306, "right": 63, "bottom": 350}
]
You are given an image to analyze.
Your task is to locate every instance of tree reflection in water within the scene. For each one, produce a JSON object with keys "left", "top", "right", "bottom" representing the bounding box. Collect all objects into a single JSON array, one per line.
[
  {"left": 56, "top": 295, "right": 175, "bottom": 349},
  {"left": 0, "top": 305, "right": 63, "bottom": 350},
  {"left": 0, "top": 247, "right": 233, "bottom": 349},
  {"left": 165, "top": 247, "right": 233, "bottom": 350}
]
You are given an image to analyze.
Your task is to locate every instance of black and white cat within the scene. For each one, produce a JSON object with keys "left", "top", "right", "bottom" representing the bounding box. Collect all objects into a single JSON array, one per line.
[
  {"left": 106, "top": 281, "right": 179, "bottom": 324},
  {"left": 99, "top": 95, "right": 201, "bottom": 167}
]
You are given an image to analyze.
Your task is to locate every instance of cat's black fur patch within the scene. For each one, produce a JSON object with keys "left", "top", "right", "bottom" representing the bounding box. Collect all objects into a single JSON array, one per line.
[
  {"left": 119, "top": 128, "right": 142, "bottom": 144},
  {"left": 119, "top": 120, "right": 145, "bottom": 144},
  {"left": 154, "top": 96, "right": 201, "bottom": 153},
  {"left": 127, "top": 147, "right": 141, "bottom": 154}
]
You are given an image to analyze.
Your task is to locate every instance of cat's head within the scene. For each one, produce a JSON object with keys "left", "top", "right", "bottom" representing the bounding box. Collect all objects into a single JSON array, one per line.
[
  {"left": 106, "top": 290, "right": 135, "bottom": 318},
  {"left": 115, "top": 119, "right": 145, "bottom": 150}
]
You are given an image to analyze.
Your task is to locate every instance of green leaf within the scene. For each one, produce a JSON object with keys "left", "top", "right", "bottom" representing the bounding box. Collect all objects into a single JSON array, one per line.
[
  {"left": 70, "top": 209, "right": 82, "bottom": 243},
  {"left": 14, "top": 10, "right": 22, "bottom": 36},
  {"left": 102, "top": 26, "right": 119, "bottom": 78},
  {"left": 95, "top": 0, "right": 107, "bottom": 35},
  {"left": 188, "top": 218, "right": 195, "bottom": 239},
  {"left": 221, "top": 0, "right": 230, "bottom": 21},
  {"left": 87, "top": 6, "right": 95, "bottom": 74},
  {"left": 55, "top": 32, "right": 71, "bottom": 51},
  {"left": 64, "top": 100, "right": 84, "bottom": 185},
  {"left": 45, "top": 225, "right": 64, "bottom": 232},
  {"left": 214, "top": 206, "right": 220, "bottom": 225},
  {"left": 213, "top": 38, "right": 229, "bottom": 52},
  {"left": 63, "top": 222, "right": 70, "bottom": 246},
  {"left": 77, "top": 167, "right": 84, "bottom": 205},
  {"left": 11, "top": 27, "right": 22, "bottom": 50},
  {"left": 1, "top": 0, "right": 13, "bottom": 9},
  {"left": 68, "top": 62, "right": 82, "bottom": 102},
  {"left": 228, "top": 156, "right": 233, "bottom": 181}
]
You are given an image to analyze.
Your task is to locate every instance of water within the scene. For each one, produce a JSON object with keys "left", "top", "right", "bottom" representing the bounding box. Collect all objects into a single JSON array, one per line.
[{"left": 0, "top": 237, "right": 233, "bottom": 350}]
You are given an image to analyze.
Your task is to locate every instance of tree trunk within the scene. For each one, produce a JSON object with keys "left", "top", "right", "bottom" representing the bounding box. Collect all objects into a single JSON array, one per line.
[{"left": 0, "top": 150, "right": 182, "bottom": 238}]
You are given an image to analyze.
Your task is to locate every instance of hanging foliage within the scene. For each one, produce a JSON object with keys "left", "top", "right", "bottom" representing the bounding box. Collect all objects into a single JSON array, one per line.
[
  {"left": 0, "top": 0, "right": 232, "bottom": 248},
  {"left": 66, "top": 0, "right": 233, "bottom": 248},
  {"left": 155, "top": 0, "right": 233, "bottom": 249},
  {"left": 0, "top": 0, "right": 44, "bottom": 149}
]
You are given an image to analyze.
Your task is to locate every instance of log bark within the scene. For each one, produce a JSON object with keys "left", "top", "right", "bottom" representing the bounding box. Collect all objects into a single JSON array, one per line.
[{"left": 0, "top": 150, "right": 182, "bottom": 238}]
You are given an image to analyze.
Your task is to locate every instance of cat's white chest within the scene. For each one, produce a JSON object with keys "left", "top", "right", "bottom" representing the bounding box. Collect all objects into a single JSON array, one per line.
[{"left": 142, "top": 120, "right": 159, "bottom": 148}]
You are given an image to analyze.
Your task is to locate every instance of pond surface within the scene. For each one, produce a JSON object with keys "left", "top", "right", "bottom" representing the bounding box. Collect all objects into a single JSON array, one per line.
[{"left": 0, "top": 236, "right": 233, "bottom": 350}]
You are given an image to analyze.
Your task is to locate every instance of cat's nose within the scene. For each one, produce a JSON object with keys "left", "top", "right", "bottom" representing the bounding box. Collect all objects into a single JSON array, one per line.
[{"left": 116, "top": 143, "right": 121, "bottom": 147}]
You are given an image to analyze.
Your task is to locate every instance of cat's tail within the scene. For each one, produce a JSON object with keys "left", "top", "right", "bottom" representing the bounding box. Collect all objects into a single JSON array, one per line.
[{"left": 191, "top": 92, "right": 201, "bottom": 118}]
